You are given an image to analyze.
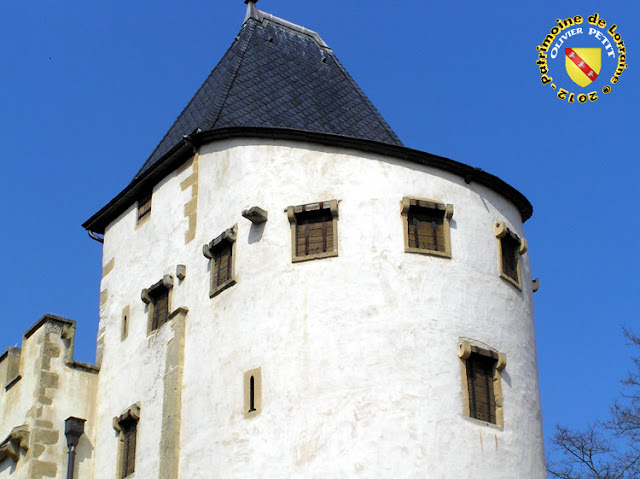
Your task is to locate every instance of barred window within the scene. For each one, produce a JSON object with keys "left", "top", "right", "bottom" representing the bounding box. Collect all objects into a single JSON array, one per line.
[
  {"left": 466, "top": 353, "right": 497, "bottom": 424},
  {"left": 141, "top": 276, "right": 174, "bottom": 333},
  {"left": 120, "top": 419, "right": 137, "bottom": 478},
  {"left": 203, "top": 226, "right": 237, "bottom": 298},
  {"left": 213, "top": 242, "right": 232, "bottom": 289},
  {"left": 114, "top": 405, "right": 140, "bottom": 479},
  {"left": 401, "top": 197, "right": 453, "bottom": 258},
  {"left": 149, "top": 286, "right": 169, "bottom": 331},
  {"left": 500, "top": 234, "right": 520, "bottom": 283},
  {"left": 287, "top": 200, "right": 338, "bottom": 262},
  {"left": 459, "top": 341, "right": 506, "bottom": 427},
  {"left": 494, "top": 222, "right": 527, "bottom": 289}
]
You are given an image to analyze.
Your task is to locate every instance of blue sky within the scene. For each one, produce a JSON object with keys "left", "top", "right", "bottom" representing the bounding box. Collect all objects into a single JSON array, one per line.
[{"left": 1, "top": 0, "right": 638, "bottom": 457}]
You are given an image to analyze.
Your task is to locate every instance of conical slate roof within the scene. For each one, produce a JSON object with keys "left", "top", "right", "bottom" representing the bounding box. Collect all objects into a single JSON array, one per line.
[
  {"left": 136, "top": 6, "right": 403, "bottom": 179},
  {"left": 83, "top": 5, "right": 533, "bottom": 234}
]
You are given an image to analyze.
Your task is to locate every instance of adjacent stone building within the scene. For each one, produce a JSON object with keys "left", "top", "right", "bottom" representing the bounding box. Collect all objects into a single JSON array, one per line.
[{"left": 0, "top": 2, "right": 545, "bottom": 477}]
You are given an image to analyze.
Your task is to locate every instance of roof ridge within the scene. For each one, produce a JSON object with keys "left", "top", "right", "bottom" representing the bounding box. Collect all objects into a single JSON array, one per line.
[
  {"left": 257, "top": 10, "right": 329, "bottom": 49},
  {"left": 244, "top": 2, "right": 329, "bottom": 49}
]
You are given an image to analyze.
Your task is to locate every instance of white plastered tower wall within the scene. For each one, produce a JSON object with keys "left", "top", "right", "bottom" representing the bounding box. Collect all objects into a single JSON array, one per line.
[
  {"left": 92, "top": 138, "right": 546, "bottom": 478},
  {"left": 0, "top": 4, "right": 546, "bottom": 478}
]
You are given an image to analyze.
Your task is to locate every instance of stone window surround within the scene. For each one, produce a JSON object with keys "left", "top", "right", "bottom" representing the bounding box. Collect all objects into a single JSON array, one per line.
[
  {"left": 121, "top": 306, "right": 130, "bottom": 341},
  {"left": 141, "top": 275, "right": 174, "bottom": 334},
  {"left": 401, "top": 196, "right": 454, "bottom": 258},
  {"left": 203, "top": 225, "right": 238, "bottom": 298},
  {"left": 287, "top": 199, "right": 339, "bottom": 263},
  {"left": 494, "top": 221, "right": 528, "bottom": 290},
  {"left": 243, "top": 367, "right": 262, "bottom": 419},
  {"left": 458, "top": 339, "right": 507, "bottom": 428},
  {"left": 113, "top": 404, "right": 140, "bottom": 479}
]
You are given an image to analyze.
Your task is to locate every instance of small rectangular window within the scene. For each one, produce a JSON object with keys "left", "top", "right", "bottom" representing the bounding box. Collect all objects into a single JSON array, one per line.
[
  {"left": 500, "top": 234, "right": 520, "bottom": 283},
  {"left": 459, "top": 341, "right": 506, "bottom": 427},
  {"left": 296, "top": 209, "right": 334, "bottom": 256},
  {"left": 402, "top": 197, "right": 453, "bottom": 258},
  {"left": 203, "top": 226, "right": 237, "bottom": 298},
  {"left": 287, "top": 200, "right": 338, "bottom": 262},
  {"left": 466, "top": 354, "right": 496, "bottom": 424},
  {"left": 494, "top": 222, "right": 527, "bottom": 289},
  {"left": 141, "top": 276, "right": 174, "bottom": 333},
  {"left": 137, "top": 191, "right": 152, "bottom": 224},
  {"left": 114, "top": 405, "right": 140, "bottom": 479},
  {"left": 213, "top": 241, "right": 233, "bottom": 290},
  {"left": 150, "top": 287, "right": 169, "bottom": 331}
]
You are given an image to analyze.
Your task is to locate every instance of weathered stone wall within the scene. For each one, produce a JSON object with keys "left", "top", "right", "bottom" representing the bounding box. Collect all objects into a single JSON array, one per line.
[
  {"left": 94, "top": 138, "right": 545, "bottom": 478},
  {"left": 0, "top": 315, "right": 98, "bottom": 479}
]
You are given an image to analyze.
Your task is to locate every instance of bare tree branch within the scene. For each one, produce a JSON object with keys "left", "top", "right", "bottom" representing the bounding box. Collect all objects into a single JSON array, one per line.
[{"left": 547, "top": 328, "right": 640, "bottom": 479}]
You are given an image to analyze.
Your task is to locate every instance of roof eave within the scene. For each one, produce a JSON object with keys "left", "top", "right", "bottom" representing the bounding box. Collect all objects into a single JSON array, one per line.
[{"left": 82, "top": 128, "right": 532, "bottom": 234}]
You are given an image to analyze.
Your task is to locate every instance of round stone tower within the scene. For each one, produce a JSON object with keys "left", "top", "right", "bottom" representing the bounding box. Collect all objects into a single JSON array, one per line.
[{"left": 83, "top": 3, "right": 545, "bottom": 478}]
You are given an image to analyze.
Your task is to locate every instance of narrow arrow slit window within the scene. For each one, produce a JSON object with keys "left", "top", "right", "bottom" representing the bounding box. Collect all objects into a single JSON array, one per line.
[
  {"left": 244, "top": 368, "right": 262, "bottom": 418},
  {"left": 249, "top": 375, "right": 256, "bottom": 413}
]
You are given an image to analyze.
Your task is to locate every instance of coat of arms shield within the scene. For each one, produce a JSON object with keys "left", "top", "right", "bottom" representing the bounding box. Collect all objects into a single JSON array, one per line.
[{"left": 565, "top": 48, "right": 601, "bottom": 87}]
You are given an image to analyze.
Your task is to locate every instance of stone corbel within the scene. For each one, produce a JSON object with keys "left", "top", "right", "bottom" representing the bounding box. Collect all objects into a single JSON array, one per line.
[
  {"left": 286, "top": 206, "right": 296, "bottom": 224},
  {"left": 242, "top": 206, "right": 268, "bottom": 224},
  {"left": 142, "top": 275, "right": 174, "bottom": 303},
  {"left": 519, "top": 238, "right": 528, "bottom": 255},
  {"left": 494, "top": 221, "right": 507, "bottom": 238},
  {"left": 0, "top": 425, "right": 29, "bottom": 462},
  {"left": 496, "top": 353, "right": 508, "bottom": 371},
  {"left": 444, "top": 203, "right": 454, "bottom": 219},
  {"left": 400, "top": 197, "right": 411, "bottom": 215},
  {"left": 458, "top": 340, "right": 472, "bottom": 359},
  {"left": 176, "top": 264, "right": 186, "bottom": 281},
  {"left": 203, "top": 226, "right": 238, "bottom": 259},
  {"left": 0, "top": 441, "right": 18, "bottom": 462},
  {"left": 532, "top": 278, "right": 540, "bottom": 292},
  {"left": 114, "top": 403, "right": 141, "bottom": 432},
  {"left": 141, "top": 289, "right": 151, "bottom": 304},
  {"left": 329, "top": 199, "right": 339, "bottom": 218}
]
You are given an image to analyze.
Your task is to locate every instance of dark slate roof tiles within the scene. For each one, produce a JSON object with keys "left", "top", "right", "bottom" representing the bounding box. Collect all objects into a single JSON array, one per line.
[{"left": 135, "top": 13, "right": 402, "bottom": 178}]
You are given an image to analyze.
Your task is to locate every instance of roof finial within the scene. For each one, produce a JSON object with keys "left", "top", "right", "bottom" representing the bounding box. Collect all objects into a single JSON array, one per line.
[{"left": 244, "top": 0, "right": 259, "bottom": 22}]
